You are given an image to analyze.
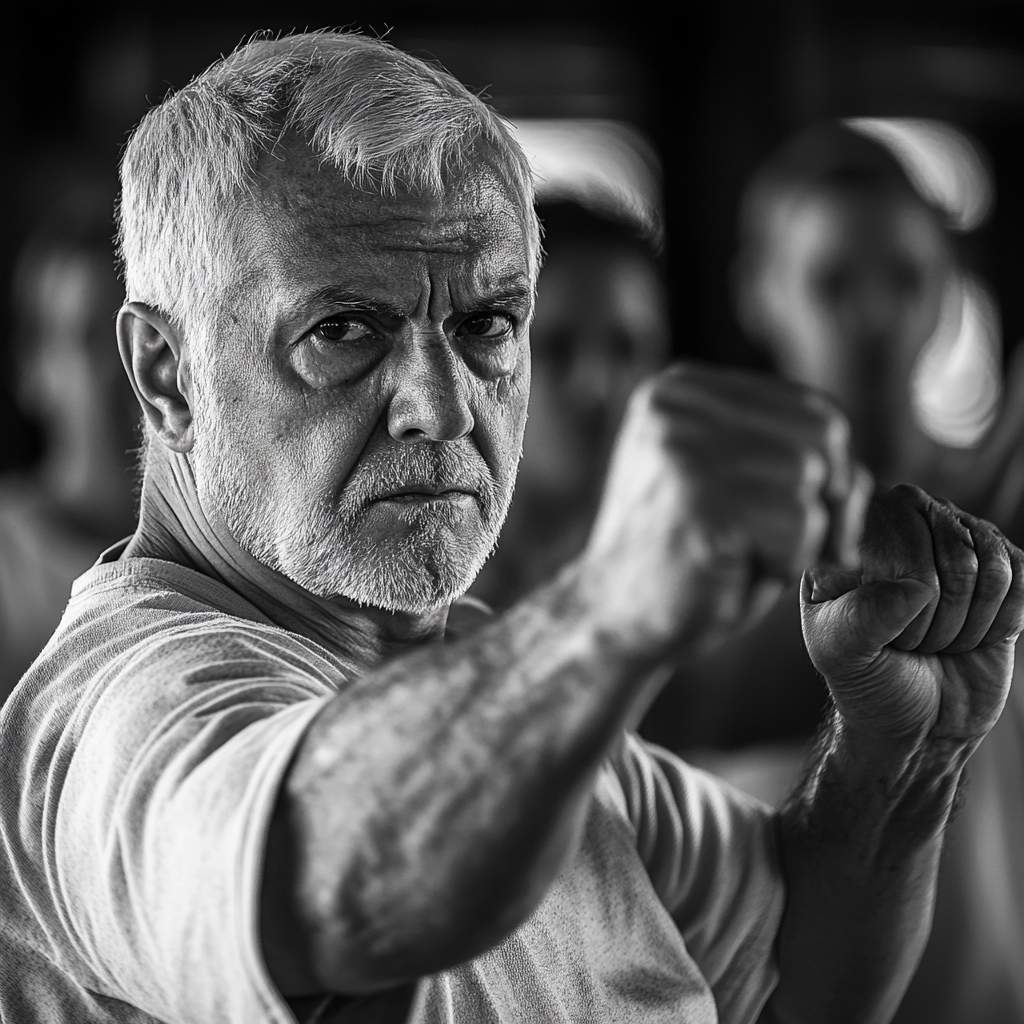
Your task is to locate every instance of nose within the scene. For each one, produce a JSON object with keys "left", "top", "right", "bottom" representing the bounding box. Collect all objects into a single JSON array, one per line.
[{"left": 387, "top": 334, "right": 474, "bottom": 443}]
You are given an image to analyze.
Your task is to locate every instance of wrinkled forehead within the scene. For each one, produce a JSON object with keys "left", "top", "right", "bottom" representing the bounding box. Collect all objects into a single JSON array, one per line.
[{"left": 242, "top": 143, "right": 535, "bottom": 270}]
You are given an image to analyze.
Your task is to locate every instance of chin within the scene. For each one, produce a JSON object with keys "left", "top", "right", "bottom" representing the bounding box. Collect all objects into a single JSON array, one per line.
[
  {"left": 279, "top": 514, "right": 498, "bottom": 614},
  {"left": 304, "top": 545, "right": 486, "bottom": 613},
  {"left": 214, "top": 466, "right": 511, "bottom": 613}
]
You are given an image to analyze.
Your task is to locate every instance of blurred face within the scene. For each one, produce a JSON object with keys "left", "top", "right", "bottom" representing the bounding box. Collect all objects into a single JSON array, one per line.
[
  {"left": 23, "top": 252, "right": 127, "bottom": 412},
  {"left": 521, "top": 240, "right": 670, "bottom": 498},
  {"left": 22, "top": 251, "right": 139, "bottom": 455},
  {"left": 188, "top": 150, "right": 534, "bottom": 612},
  {"left": 753, "top": 186, "right": 953, "bottom": 475}
]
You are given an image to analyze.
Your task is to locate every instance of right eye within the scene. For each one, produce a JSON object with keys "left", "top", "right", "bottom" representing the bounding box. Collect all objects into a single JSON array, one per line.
[
  {"left": 291, "top": 317, "right": 385, "bottom": 389},
  {"left": 309, "top": 319, "right": 376, "bottom": 345}
]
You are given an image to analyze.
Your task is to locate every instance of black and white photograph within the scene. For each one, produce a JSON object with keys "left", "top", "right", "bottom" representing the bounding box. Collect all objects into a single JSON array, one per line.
[{"left": 1, "top": 1, "right": 1023, "bottom": 1021}]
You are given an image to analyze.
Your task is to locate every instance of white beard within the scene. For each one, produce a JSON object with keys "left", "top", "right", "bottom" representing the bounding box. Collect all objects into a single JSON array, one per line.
[{"left": 189, "top": 401, "right": 516, "bottom": 614}]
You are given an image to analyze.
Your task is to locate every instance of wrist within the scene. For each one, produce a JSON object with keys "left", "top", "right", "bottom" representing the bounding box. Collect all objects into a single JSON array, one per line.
[
  {"left": 830, "top": 711, "right": 976, "bottom": 787},
  {"left": 784, "top": 710, "right": 969, "bottom": 859},
  {"left": 574, "top": 524, "right": 753, "bottom": 665}
]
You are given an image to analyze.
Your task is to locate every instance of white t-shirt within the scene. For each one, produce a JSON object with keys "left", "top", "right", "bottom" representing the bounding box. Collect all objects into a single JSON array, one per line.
[{"left": 0, "top": 552, "right": 784, "bottom": 1024}]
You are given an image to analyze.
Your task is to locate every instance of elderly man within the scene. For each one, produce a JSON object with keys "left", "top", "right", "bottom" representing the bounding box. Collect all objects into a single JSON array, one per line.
[{"left": 1, "top": 32, "right": 1022, "bottom": 1024}]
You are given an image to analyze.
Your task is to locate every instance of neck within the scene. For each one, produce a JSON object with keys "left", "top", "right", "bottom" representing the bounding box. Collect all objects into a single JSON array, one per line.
[{"left": 123, "top": 445, "right": 449, "bottom": 670}]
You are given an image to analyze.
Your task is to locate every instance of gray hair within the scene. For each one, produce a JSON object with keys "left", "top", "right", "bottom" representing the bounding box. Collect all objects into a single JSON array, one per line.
[{"left": 118, "top": 30, "right": 540, "bottom": 340}]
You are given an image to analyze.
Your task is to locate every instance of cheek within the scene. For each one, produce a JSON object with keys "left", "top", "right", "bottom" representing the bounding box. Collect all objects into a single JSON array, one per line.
[
  {"left": 471, "top": 349, "right": 531, "bottom": 478},
  {"left": 500, "top": 347, "right": 531, "bottom": 443},
  {"left": 198, "top": 350, "right": 378, "bottom": 503}
]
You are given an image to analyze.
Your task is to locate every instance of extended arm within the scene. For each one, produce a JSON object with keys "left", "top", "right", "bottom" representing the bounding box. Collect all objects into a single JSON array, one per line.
[
  {"left": 262, "top": 561, "right": 664, "bottom": 995},
  {"left": 261, "top": 364, "right": 866, "bottom": 998}
]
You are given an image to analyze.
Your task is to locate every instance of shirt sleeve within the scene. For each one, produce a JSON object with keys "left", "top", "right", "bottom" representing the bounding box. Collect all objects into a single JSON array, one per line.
[
  {"left": 604, "top": 733, "right": 785, "bottom": 1024},
  {"left": 48, "top": 629, "right": 335, "bottom": 1024}
]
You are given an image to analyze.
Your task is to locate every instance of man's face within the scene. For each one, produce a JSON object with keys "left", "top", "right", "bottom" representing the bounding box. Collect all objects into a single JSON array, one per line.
[
  {"left": 752, "top": 187, "right": 952, "bottom": 476},
  {"left": 188, "top": 149, "right": 534, "bottom": 613}
]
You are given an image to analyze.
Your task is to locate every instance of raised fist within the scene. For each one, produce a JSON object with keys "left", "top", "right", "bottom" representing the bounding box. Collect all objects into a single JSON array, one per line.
[
  {"left": 582, "top": 362, "right": 872, "bottom": 660},
  {"left": 803, "top": 484, "right": 1024, "bottom": 745}
]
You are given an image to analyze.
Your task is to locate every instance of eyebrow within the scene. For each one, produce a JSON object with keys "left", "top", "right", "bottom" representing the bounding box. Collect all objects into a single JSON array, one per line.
[
  {"left": 300, "top": 287, "right": 408, "bottom": 319},
  {"left": 470, "top": 285, "right": 534, "bottom": 309},
  {"left": 300, "top": 280, "right": 533, "bottom": 317}
]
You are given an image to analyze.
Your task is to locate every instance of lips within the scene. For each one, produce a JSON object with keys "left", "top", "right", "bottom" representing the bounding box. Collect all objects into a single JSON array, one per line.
[{"left": 373, "top": 484, "right": 477, "bottom": 502}]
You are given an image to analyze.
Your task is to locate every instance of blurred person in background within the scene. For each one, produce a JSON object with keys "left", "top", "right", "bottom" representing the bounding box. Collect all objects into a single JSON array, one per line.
[
  {"left": 471, "top": 199, "right": 670, "bottom": 609},
  {"left": 648, "top": 119, "right": 1024, "bottom": 1023},
  {"left": 0, "top": 186, "right": 138, "bottom": 705}
]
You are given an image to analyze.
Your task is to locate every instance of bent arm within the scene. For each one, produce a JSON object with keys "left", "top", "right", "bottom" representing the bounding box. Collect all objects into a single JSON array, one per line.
[{"left": 761, "top": 486, "right": 1024, "bottom": 1023}]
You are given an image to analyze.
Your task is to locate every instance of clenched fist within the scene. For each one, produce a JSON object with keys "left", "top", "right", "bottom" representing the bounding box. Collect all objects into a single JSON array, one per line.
[
  {"left": 582, "top": 362, "right": 872, "bottom": 660},
  {"left": 803, "top": 484, "right": 1024, "bottom": 746}
]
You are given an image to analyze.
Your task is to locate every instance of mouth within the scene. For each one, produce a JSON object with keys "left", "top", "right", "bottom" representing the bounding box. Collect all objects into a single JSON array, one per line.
[{"left": 372, "top": 484, "right": 478, "bottom": 504}]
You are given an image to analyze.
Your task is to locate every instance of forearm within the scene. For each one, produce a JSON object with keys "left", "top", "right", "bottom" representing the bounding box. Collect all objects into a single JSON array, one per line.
[
  {"left": 762, "top": 710, "right": 971, "bottom": 1024},
  {"left": 262, "top": 560, "right": 668, "bottom": 995}
]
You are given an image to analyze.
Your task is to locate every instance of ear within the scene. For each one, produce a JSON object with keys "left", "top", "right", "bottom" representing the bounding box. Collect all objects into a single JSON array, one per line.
[{"left": 117, "top": 302, "right": 194, "bottom": 453}]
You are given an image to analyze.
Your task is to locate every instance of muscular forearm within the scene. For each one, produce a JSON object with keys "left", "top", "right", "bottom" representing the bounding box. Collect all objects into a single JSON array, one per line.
[
  {"left": 762, "top": 711, "right": 971, "bottom": 1024},
  {"left": 261, "top": 560, "right": 670, "bottom": 997},
  {"left": 258, "top": 365, "right": 873, "bottom": 1000}
]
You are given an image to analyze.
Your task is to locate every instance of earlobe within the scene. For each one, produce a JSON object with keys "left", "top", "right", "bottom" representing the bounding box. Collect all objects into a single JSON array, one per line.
[{"left": 117, "top": 302, "right": 195, "bottom": 453}]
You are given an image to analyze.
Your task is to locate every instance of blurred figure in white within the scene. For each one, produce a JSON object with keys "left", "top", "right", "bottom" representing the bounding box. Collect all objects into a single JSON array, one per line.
[
  {"left": 736, "top": 119, "right": 1009, "bottom": 480},
  {"left": 680, "top": 119, "right": 1024, "bottom": 1024},
  {"left": 0, "top": 188, "right": 138, "bottom": 706},
  {"left": 470, "top": 121, "right": 670, "bottom": 609}
]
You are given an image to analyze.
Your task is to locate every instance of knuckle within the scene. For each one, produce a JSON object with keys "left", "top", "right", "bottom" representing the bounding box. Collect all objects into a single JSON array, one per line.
[
  {"left": 976, "top": 557, "right": 1012, "bottom": 597},
  {"left": 940, "top": 566, "right": 980, "bottom": 599},
  {"left": 1007, "top": 541, "right": 1024, "bottom": 574},
  {"left": 1007, "top": 557, "right": 1024, "bottom": 596},
  {"left": 887, "top": 481, "right": 929, "bottom": 506}
]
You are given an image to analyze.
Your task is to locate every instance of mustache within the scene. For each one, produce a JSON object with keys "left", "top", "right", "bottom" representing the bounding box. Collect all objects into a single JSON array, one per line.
[{"left": 339, "top": 439, "right": 496, "bottom": 512}]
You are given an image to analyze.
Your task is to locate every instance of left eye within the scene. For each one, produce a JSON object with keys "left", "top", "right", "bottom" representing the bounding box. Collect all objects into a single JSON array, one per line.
[
  {"left": 457, "top": 314, "right": 514, "bottom": 340},
  {"left": 309, "top": 319, "right": 375, "bottom": 344}
]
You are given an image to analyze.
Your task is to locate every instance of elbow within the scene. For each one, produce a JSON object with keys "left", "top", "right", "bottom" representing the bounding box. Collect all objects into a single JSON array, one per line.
[{"left": 260, "top": 821, "right": 558, "bottom": 997}]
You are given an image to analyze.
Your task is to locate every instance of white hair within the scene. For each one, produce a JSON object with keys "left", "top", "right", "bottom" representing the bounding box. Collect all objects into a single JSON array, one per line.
[{"left": 117, "top": 30, "right": 540, "bottom": 341}]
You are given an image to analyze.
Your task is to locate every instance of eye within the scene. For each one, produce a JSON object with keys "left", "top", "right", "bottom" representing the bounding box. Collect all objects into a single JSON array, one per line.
[
  {"left": 291, "top": 316, "right": 386, "bottom": 389},
  {"left": 309, "top": 318, "right": 376, "bottom": 345},
  {"left": 457, "top": 313, "right": 514, "bottom": 341}
]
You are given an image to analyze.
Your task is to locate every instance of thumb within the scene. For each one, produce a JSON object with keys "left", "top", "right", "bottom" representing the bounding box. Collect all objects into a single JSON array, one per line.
[{"left": 802, "top": 575, "right": 934, "bottom": 674}]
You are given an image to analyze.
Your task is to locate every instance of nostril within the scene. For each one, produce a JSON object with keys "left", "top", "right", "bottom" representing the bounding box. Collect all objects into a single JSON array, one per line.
[
  {"left": 398, "top": 426, "right": 430, "bottom": 443},
  {"left": 387, "top": 397, "right": 474, "bottom": 443}
]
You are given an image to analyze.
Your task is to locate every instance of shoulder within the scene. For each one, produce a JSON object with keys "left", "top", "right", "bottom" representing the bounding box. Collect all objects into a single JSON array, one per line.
[{"left": 2, "top": 557, "right": 350, "bottom": 797}]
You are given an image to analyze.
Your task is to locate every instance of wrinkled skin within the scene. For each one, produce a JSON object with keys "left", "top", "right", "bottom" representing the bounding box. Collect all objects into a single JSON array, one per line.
[{"left": 805, "top": 484, "right": 1024, "bottom": 745}]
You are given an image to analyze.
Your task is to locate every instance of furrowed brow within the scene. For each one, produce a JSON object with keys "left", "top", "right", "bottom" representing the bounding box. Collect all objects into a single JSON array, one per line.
[
  {"left": 473, "top": 279, "right": 534, "bottom": 309},
  {"left": 303, "top": 286, "right": 407, "bottom": 319}
]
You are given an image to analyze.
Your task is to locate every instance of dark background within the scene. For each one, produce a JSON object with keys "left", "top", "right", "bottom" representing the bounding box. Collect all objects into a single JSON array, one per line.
[{"left": 2, "top": 0, "right": 1023, "bottom": 469}]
